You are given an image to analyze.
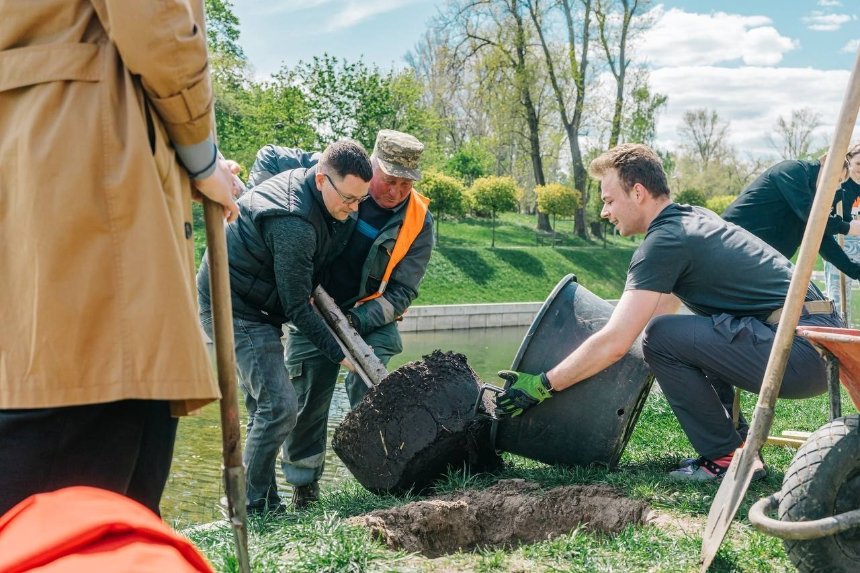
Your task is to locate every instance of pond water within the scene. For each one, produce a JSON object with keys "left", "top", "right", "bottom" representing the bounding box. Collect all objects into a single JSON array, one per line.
[{"left": 161, "top": 325, "right": 526, "bottom": 526}]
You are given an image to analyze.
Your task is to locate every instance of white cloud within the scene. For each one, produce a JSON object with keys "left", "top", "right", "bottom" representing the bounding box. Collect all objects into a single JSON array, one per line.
[
  {"left": 842, "top": 39, "right": 860, "bottom": 54},
  {"left": 648, "top": 66, "right": 860, "bottom": 156},
  {"left": 253, "top": 0, "right": 333, "bottom": 15},
  {"left": 638, "top": 7, "right": 797, "bottom": 67},
  {"left": 326, "top": 0, "right": 424, "bottom": 32},
  {"left": 803, "top": 12, "right": 855, "bottom": 32},
  {"left": 636, "top": 6, "right": 860, "bottom": 158},
  {"left": 817, "top": 0, "right": 843, "bottom": 6},
  {"left": 251, "top": 0, "right": 420, "bottom": 27}
]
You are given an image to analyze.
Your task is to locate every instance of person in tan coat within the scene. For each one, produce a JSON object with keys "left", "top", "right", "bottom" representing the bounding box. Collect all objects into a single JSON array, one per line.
[{"left": 0, "top": 0, "right": 238, "bottom": 516}]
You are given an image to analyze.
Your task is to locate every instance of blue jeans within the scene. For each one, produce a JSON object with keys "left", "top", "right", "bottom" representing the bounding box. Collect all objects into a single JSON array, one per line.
[
  {"left": 281, "top": 322, "right": 402, "bottom": 486},
  {"left": 824, "top": 235, "right": 860, "bottom": 325},
  {"left": 200, "top": 303, "right": 297, "bottom": 509}
]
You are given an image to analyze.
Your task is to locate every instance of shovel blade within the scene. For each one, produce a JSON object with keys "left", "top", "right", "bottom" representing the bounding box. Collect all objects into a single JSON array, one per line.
[{"left": 699, "top": 446, "right": 758, "bottom": 571}]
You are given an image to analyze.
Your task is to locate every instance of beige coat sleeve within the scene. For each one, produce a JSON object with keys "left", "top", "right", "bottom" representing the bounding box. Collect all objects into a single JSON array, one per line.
[{"left": 91, "top": 0, "right": 213, "bottom": 145}]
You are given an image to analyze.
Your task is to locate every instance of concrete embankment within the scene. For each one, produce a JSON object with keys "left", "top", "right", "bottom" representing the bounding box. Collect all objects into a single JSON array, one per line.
[{"left": 398, "top": 302, "right": 543, "bottom": 332}]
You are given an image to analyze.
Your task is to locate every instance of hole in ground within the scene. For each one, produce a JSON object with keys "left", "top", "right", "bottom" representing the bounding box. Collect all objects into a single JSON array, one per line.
[{"left": 348, "top": 479, "right": 651, "bottom": 558}]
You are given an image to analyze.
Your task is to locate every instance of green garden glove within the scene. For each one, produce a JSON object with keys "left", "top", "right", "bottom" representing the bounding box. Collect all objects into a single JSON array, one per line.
[{"left": 494, "top": 370, "right": 553, "bottom": 418}]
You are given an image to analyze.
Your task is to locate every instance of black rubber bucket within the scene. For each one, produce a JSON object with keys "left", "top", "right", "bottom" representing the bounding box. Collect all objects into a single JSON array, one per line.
[{"left": 492, "top": 274, "right": 653, "bottom": 469}]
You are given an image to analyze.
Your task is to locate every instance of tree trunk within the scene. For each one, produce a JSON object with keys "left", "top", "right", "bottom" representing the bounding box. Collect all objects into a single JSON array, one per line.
[
  {"left": 527, "top": 105, "right": 552, "bottom": 232},
  {"left": 513, "top": 2, "right": 551, "bottom": 232},
  {"left": 569, "top": 124, "right": 589, "bottom": 238},
  {"left": 491, "top": 210, "right": 496, "bottom": 247}
]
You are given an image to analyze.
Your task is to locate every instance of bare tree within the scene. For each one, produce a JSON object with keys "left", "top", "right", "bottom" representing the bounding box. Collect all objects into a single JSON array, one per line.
[
  {"left": 594, "top": 0, "right": 647, "bottom": 148},
  {"left": 526, "top": 0, "right": 595, "bottom": 237},
  {"left": 447, "top": 0, "right": 554, "bottom": 230},
  {"left": 678, "top": 108, "right": 730, "bottom": 168},
  {"left": 768, "top": 107, "right": 822, "bottom": 160}
]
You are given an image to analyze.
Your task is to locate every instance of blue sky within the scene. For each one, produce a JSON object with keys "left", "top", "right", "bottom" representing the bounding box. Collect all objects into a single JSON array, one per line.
[{"left": 231, "top": 0, "right": 860, "bottom": 156}]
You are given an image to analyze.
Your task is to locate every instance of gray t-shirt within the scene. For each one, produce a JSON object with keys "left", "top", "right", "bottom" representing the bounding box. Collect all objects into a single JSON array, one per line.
[{"left": 625, "top": 204, "right": 818, "bottom": 320}]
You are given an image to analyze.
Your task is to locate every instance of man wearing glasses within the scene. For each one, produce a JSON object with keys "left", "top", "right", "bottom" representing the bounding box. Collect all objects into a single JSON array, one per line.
[
  {"left": 247, "top": 130, "right": 434, "bottom": 509},
  {"left": 197, "top": 139, "right": 373, "bottom": 515}
]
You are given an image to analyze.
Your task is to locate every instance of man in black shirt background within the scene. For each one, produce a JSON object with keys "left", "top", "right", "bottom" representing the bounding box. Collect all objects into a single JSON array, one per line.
[{"left": 722, "top": 155, "right": 860, "bottom": 279}]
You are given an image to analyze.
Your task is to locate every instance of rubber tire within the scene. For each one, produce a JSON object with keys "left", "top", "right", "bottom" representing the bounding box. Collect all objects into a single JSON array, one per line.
[{"left": 778, "top": 414, "right": 860, "bottom": 573}]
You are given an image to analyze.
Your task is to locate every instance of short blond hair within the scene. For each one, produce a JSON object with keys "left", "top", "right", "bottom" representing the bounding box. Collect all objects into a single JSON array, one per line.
[{"left": 589, "top": 143, "right": 670, "bottom": 198}]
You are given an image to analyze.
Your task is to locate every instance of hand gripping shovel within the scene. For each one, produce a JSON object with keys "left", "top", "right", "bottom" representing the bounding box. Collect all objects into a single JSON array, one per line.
[
  {"left": 203, "top": 199, "right": 251, "bottom": 573},
  {"left": 699, "top": 46, "right": 860, "bottom": 571},
  {"left": 311, "top": 285, "right": 388, "bottom": 388}
]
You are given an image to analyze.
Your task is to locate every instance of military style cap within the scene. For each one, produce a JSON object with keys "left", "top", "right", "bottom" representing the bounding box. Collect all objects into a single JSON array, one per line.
[{"left": 372, "top": 129, "right": 424, "bottom": 181}]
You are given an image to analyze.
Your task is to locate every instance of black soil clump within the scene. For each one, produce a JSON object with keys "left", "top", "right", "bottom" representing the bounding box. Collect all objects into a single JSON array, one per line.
[{"left": 332, "top": 350, "right": 502, "bottom": 494}]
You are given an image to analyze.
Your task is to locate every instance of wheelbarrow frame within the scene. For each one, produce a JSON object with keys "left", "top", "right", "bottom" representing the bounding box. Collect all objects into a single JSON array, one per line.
[{"left": 748, "top": 326, "right": 860, "bottom": 541}]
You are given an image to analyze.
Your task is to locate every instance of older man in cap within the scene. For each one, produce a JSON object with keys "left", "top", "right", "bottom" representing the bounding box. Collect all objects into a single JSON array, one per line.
[{"left": 246, "top": 130, "right": 434, "bottom": 508}]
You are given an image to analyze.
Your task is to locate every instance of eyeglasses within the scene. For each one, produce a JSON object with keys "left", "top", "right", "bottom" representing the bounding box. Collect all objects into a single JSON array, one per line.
[{"left": 324, "top": 173, "right": 369, "bottom": 205}]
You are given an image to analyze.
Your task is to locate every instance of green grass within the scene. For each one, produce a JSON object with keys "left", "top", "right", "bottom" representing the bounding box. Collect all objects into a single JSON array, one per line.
[
  {"left": 186, "top": 386, "right": 858, "bottom": 572},
  {"left": 419, "top": 245, "right": 635, "bottom": 303},
  {"left": 193, "top": 206, "right": 637, "bottom": 303},
  {"left": 186, "top": 208, "right": 859, "bottom": 571},
  {"left": 432, "top": 212, "right": 630, "bottom": 249}
]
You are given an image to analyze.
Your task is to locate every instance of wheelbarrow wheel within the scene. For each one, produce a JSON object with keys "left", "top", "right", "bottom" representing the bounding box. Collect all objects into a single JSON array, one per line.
[{"left": 779, "top": 414, "right": 860, "bottom": 573}]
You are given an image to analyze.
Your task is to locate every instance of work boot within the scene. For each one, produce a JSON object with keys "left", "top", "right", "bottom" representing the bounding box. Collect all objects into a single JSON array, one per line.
[
  {"left": 245, "top": 498, "right": 287, "bottom": 517},
  {"left": 291, "top": 481, "right": 320, "bottom": 510}
]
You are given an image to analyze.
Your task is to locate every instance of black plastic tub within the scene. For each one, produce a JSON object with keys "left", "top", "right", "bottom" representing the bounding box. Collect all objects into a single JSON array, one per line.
[{"left": 493, "top": 274, "right": 653, "bottom": 468}]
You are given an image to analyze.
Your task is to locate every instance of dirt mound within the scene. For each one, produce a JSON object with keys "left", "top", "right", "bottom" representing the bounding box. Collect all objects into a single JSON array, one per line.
[
  {"left": 332, "top": 350, "right": 502, "bottom": 494},
  {"left": 349, "top": 479, "right": 651, "bottom": 557}
]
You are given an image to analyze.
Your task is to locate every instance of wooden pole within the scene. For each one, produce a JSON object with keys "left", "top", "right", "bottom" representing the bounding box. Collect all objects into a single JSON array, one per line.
[{"left": 699, "top": 46, "right": 860, "bottom": 572}]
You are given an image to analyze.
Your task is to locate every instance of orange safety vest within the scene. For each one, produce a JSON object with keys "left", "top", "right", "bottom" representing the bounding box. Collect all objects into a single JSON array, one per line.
[
  {"left": 0, "top": 487, "right": 214, "bottom": 573},
  {"left": 358, "top": 190, "right": 431, "bottom": 303}
]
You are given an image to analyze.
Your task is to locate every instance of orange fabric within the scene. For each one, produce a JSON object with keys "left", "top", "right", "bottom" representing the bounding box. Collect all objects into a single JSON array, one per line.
[
  {"left": 359, "top": 190, "right": 431, "bottom": 302},
  {"left": 0, "top": 487, "right": 214, "bottom": 573}
]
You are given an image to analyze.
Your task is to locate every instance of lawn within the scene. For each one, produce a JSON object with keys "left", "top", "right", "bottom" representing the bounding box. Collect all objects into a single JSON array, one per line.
[
  {"left": 192, "top": 206, "right": 638, "bottom": 303},
  {"left": 187, "top": 386, "right": 857, "bottom": 572},
  {"left": 186, "top": 207, "right": 858, "bottom": 571},
  {"left": 419, "top": 245, "right": 635, "bottom": 304}
]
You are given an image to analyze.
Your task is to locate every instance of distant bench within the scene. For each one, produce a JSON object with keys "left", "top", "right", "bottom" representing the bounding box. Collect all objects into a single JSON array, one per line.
[{"left": 535, "top": 230, "right": 561, "bottom": 246}]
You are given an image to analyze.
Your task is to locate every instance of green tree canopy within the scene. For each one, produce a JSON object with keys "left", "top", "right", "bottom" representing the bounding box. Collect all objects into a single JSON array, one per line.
[
  {"left": 288, "top": 55, "right": 433, "bottom": 151},
  {"left": 418, "top": 171, "right": 467, "bottom": 243},
  {"left": 535, "top": 183, "right": 581, "bottom": 228},
  {"left": 675, "top": 188, "right": 708, "bottom": 207},
  {"left": 625, "top": 85, "right": 668, "bottom": 145},
  {"left": 469, "top": 176, "right": 521, "bottom": 247},
  {"left": 705, "top": 194, "right": 738, "bottom": 215},
  {"left": 444, "top": 140, "right": 494, "bottom": 185},
  {"left": 204, "top": 0, "right": 244, "bottom": 60},
  {"left": 203, "top": 0, "right": 315, "bottom": 170}
]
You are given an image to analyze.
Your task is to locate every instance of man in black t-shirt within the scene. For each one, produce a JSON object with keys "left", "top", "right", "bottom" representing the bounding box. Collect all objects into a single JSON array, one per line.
[{"left": 494, "top": 143, "right": 842, "bottom": 481}]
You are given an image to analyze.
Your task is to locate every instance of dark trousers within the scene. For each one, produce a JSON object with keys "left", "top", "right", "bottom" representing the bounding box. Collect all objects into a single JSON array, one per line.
[
  {"left": 0, "top": 399, "right": 177, "bottom": 517},
  {"left": 642, "top": 312, "right": 840, "bottom": 459}
]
